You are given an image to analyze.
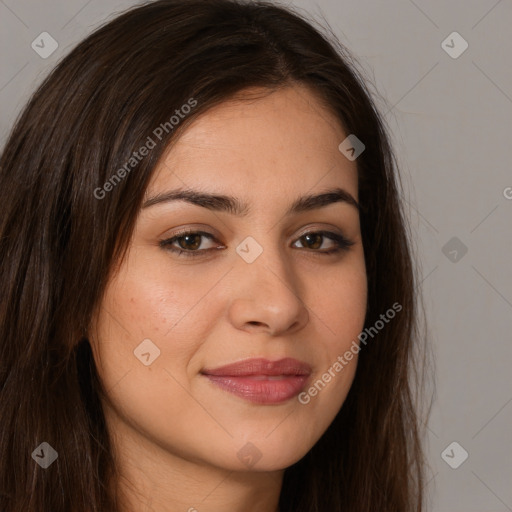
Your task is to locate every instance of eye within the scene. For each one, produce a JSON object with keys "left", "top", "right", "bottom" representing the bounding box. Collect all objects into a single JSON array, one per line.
[
  {"left": 159, "top": 229, "right": 355, "bottom": 258},
  {"left": 292, "top": 230, "right": 355, "bottom": 254},
  {"left": 159, "top": 230, "right": 222, "bottom": 257}
]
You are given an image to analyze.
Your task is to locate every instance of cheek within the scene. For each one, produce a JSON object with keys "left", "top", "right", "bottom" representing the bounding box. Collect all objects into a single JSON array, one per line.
[
  {"left": 89, "top": 252, "right": 231, "bottom": 397},
  {"left": 311, "top": 259, "right": 367, "bottom": 348},
  {"left": 117, "top": 247, "right": 232, "bottom": 336},
  {"left": 88, "top": 271, "right": 214, "bottom": 443},
  {"left": 96, "top": 252, "right": 224, "bottom": 343},
  {"left": 299, "top": 261, "right": 367, "bottom": 409}
]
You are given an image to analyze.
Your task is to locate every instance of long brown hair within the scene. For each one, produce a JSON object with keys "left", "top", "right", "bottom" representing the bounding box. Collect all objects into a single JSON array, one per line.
[{"left": 0, "top": 1, "right": 433, "bottom": 510}]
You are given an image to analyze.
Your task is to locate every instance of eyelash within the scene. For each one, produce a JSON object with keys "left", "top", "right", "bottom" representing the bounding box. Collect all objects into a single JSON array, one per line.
[{"left": 159, "top": 229, "right": 355, "bottom": 258}]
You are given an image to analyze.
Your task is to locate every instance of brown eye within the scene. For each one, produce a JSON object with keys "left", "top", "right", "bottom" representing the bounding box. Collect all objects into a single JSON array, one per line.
[
  {"left": 293, "top": 231, "right": 354, "bottom": 254},
  {"left": 160, "top": 230, "right": 221, "bottom": 257},
  {"left": 176, "top": 233, "right": 202, "bottom": 251},
  {"left": 299, "top": 233, "right": 323, "bottom": 250}
]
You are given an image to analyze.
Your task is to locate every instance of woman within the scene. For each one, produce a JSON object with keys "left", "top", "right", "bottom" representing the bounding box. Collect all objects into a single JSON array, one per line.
[{"left": 0, "top": 0, "right": 432, "bottom": 510}]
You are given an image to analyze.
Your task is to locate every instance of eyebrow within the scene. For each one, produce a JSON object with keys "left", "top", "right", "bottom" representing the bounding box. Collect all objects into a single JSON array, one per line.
[{"left": 142, "top": 186, "right": 360, "bottom": 215}]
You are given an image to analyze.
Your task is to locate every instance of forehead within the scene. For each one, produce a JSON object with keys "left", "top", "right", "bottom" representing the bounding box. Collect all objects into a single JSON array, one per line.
[{"left": 147, "top": 84, "right": 358, "bottom": 201}]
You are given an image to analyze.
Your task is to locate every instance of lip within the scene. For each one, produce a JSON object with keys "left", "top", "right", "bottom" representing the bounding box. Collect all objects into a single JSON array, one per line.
[{"left": 201, "top": 357, "right": 312, "bottom": 404}]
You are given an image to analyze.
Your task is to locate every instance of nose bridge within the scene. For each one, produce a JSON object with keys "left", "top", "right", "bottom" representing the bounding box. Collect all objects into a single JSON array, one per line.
[
  {"left": 228, "top": 230, "right": 309, "bottom": 334},
  {"left": 236, "top": 231, "right": 295, "bottom": 291}
]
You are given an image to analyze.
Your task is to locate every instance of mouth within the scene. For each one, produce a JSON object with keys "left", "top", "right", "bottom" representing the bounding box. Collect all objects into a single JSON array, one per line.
[{"left": 201, "top": 357, "right": 312, "bottom": 404}]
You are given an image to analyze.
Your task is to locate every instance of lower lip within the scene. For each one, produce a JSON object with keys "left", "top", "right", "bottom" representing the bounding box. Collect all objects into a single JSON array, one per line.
[{"left": 202, "top": 374, "right": 310, "bottom": 404}]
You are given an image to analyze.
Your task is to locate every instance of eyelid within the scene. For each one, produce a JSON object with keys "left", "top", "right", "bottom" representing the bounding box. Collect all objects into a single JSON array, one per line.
[
  {"left": 295, "top": 225, "right": 345, "bottom": 239},
  {"left": 160, "top": 228, "right": 222, "bottom": 249}
]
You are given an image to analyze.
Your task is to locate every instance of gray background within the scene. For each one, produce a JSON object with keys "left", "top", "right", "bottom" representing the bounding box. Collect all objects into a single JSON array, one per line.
[{"left": 1, "top": 0, "right": 511, "bottom": 510}]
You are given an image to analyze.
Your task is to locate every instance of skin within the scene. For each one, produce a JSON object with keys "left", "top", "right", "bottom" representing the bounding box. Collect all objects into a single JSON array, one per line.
[{"left": 89, "top": 83, "right": 368, "bottom": 512}]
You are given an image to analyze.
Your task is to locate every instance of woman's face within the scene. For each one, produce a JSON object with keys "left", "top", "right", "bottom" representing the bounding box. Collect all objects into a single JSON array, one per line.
[{"left": 89, "top": 84, "right": 367, "bottom": 473}]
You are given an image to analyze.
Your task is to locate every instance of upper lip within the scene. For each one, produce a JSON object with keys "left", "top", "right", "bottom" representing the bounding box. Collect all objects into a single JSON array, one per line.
[{"left": 201, "top": 357, "right": 312, "bottom": 377}]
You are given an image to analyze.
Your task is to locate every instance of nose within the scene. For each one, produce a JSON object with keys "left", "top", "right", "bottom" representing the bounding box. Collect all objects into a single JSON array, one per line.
[{"left": 227, "top": 242, "right": 310, "bottom": 337}]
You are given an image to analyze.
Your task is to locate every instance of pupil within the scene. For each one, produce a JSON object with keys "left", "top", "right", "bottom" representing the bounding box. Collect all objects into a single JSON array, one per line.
[
  {"left": 304, "top": 233, "right": 321, "bottom": 249},
  {"left": 180, "top": 234, "right": 200, "bottom": 250}
]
